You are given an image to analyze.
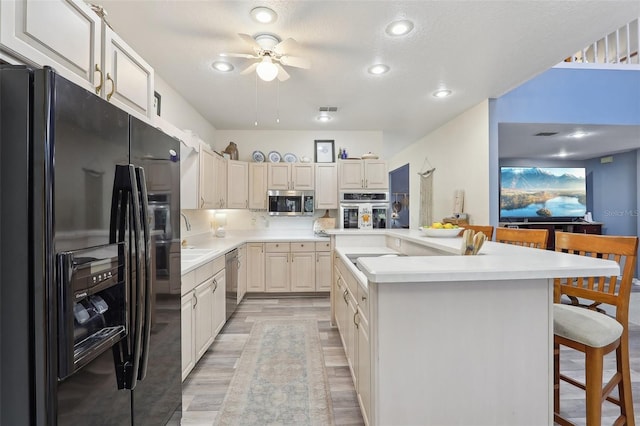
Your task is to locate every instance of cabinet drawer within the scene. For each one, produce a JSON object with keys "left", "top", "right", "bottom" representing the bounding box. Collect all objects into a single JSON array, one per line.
[
  {"left": 182, "top": 270, "right": 196, "bottom": 294},
  {"left": 291, "top": 241, "right": 315, "bottom": 252},
  {"left": 195, "top": 261, "right": 215, "bottom": 284},
  {"left": 265, "top": 242, "right": 290, "bottom": 253},
  {"left": 315, "top": 241, "right": 331, "bottom": 251}
]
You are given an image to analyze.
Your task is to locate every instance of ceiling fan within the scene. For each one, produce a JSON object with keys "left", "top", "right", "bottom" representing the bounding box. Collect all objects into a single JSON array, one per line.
[{"left": 220, "top": 33, "right": 311, "bottom": 82}]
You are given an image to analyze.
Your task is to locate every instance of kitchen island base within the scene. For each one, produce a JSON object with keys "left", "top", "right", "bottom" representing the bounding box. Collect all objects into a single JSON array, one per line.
[{"left": 370, "top": 278, "right": 552, "bottom": 425}]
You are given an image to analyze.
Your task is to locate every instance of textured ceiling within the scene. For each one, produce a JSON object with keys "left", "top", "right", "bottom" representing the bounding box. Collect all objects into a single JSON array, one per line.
[{"left": 97, "top": 0, "right": 639, "bottom": 158}]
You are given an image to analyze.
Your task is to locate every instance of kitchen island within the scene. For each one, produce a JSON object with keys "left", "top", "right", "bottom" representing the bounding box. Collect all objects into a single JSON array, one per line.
[{"left": 327, "top": 229, "right": 619, "bottom": 426}]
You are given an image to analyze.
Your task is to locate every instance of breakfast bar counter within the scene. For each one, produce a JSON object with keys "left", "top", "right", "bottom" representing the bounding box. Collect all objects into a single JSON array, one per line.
[{"left": 327, "top": 229, "right": 619, "bottom": 426}]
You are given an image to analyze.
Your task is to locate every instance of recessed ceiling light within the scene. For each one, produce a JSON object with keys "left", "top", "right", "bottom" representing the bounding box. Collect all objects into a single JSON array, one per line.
[
  {"left": 432, "top": 89, "right": 452, "bottom": 98},
  {"left": 316, "top": 114, "right": 332, "bottom": 122},
  {"left": 556, "top": 151, "right": 569, "bottom": 157},
  {"left": 386, "top": 20, "right": 414, "bottom": 36},
  {"left": 212, "top": 61, "right": 234, "bottom": 72},
  {"left": 250, "top": 7, "right": 277, "bottom": 24},
  {"left": 368, "top": 64, "right": 390, "bottom": 75}
]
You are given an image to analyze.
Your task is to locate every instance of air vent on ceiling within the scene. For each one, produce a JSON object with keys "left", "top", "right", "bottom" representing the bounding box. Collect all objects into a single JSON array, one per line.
[
  {"left": 533, "top": 132, "right": 558, "bottom": 137},
  {"left": 319, "top": 107, "right": 338, "bottom": 112}
]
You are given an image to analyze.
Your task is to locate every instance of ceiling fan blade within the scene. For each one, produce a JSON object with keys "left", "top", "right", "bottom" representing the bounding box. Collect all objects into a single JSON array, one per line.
[
  {"left": 238, "top": 33, "right": 261, "bottom": 51},
  {"left": 273, "top": 37, "right": 299, "bottom": 55},
  {"left": 280, "top": 55, "right": 311, "bottom": 69},
  {"left": 220, "top": 52, "right": 257, "bottom": 59},
  {"left": 276, "top": 64, "right": 290, "bottom": 82},
  {"left": 240, "top": 62, "right": 259, "bottom": 75}
]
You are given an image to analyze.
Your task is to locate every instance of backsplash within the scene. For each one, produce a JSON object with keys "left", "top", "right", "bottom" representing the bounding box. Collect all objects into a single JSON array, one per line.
[{"left": 180, "top": 209, "right": 338, "bottom": 239}]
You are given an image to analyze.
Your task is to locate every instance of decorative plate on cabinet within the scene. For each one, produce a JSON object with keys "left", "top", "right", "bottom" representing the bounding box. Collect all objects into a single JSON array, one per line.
[
  {"left": 252, "top": 150, "right": 265, "bottom": 162},
  {"left": 283, "top": 153, "right": 297, "bottom": 163},
  {"left": 268, "top": 151, "right": 281, "bottom": 163}
]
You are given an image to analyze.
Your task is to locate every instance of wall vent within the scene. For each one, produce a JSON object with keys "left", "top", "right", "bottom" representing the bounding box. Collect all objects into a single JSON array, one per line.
[
  {"left": 533, "top": 132, "right": 558, "bottom": 137},
  {"left": 319, "top": 106, "right": 338, "bottom": 112}
]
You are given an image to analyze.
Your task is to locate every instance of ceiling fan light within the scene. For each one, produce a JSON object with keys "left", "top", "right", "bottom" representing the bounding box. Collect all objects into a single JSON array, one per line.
[
  {"left": 386, "top": 20, "right": 414, "bottom": 36},
  {"left": 432, "top": 89, "right": 452, "bottom": 98},
  {"left": 250, "top": 7, "right": 277, "bottom": 24},
  {"left": 212, "top": 61, "right": 234, "bottom": 72},
  {"left": 368, "top": 64, "right": 390, "bottom": 75},
  {"left": 256, "top": 58, "right": 278, "bottom": 81}
]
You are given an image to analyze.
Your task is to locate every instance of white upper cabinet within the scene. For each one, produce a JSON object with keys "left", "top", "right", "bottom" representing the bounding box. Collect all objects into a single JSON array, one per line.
[
  {"left": 314, "top": 163, "right": 338, "bottom": 209},
  {"left": 0, "top": 0, "right": 100, "bottom": 90},
  {"left": 102, "top": 26, "right": 154, "bottom": 120},
  {"left": 338, "top": 160, "right": 388, "bottom": 190},
  {"left": 0, "top": 0, "right": 154, "bottom": 120},
  {"left": 268, "top": 163, "right": 314, "bottom": 190},
  {"left": 179, "top": 136, "right": 200, "bottom": 210},
  {"left": 226, "top": 160, "right": 248, "bottom": 209},
  {"left": 249, "top": 163, "right": 268, "bottom": 209},
  {"left": 198, "top": 144, "right": 216, "bottom": 209}
]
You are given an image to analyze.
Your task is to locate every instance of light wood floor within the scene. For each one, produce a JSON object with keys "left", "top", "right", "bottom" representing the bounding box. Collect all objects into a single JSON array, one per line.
[
  {"left": 174, "top": 296, "right": 364, "bottom": 426},
  {"left": 170, "top": 296, "right": 640, "bottom": 425}
]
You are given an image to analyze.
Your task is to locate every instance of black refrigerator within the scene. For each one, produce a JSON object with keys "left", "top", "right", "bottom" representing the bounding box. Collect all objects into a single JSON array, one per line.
[{"left": 0, "top": 65, "right": 182, "bottom": 425}]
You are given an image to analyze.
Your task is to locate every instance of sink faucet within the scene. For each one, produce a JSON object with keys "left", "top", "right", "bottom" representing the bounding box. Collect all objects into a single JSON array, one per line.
[{"left": 180, "top": 212, "right": 191, "bottom": 231}]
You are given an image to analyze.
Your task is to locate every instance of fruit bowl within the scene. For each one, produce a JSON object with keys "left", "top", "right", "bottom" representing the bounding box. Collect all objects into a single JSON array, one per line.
[{"left": 419, "top": 226, "right": 464, "bottom": 238}]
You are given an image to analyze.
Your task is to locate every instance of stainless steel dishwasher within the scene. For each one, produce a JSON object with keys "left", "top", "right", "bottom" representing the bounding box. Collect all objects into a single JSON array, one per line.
[{"left": 225, "top": 249, "right": 239, "bottom": 319}]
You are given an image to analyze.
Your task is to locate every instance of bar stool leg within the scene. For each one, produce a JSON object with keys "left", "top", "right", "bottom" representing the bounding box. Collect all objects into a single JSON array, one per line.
[
  {"left": 618, "top": 335, "right": 635, "bottom": 426},
  {"left": 554, "top": 342, "right": 560, "bottom": 415},
  {"left": 585, "top": 346, "right": 604, "bottom": 426}
]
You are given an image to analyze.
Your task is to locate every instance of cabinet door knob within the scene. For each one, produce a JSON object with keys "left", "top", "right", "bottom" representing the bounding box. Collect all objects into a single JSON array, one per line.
[
  {"left": 193, "top": 294, "right": 198, "bottom": 308},
  {"left": 361, "top": 295, "right": 367, "bottom": 301},
  {"left": 212, "top": 279, "right": 218, "bottom": 293}
]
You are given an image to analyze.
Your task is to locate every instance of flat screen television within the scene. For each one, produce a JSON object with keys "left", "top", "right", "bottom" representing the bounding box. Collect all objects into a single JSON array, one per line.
[{"left": 499, "top": 167, "right": 587, "bottom": 222}]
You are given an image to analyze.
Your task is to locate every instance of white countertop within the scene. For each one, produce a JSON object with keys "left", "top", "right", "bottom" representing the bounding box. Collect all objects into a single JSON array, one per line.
[
  {"left": 180, "top": 230, "right": 330, "bottom": 274},
  {"left": 329, "top": 228, "right": 620, "bottom": 284}
]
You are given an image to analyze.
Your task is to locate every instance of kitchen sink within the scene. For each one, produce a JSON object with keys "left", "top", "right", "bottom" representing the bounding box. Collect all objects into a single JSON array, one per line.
[{"left": 346, "top": 253, "right": 406, "bottom": 270}]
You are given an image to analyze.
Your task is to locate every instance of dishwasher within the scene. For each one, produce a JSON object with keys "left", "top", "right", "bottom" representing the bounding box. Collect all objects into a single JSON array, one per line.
[{"left": 225, "top": 249, "right": 239, "bottom": 320}]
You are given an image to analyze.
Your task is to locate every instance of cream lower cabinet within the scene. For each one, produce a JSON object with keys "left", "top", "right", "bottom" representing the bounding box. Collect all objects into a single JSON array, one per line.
[
  {"left": 181, "top": 255, "right": 226, "bottom": 380},
  {"left": 265, "top": 242, "right": 316, "bottom": 292},
  {"left": 315, "top": 241, "right": 332, "bottom": 291},
  {"left": 237, "top": 244, "right": 247, "bottom": 303},
  {"left": 265, "top": 243, "right": 290, "bottom": 292},
  {"left": 247, "top": 243, "right": 265, "bottom": 292},
  {"left": 181, "top": 292, "right": 195, "bottom": 380},
  {"left": 333, "top": 255, "right": 371, "bottom": 424}
]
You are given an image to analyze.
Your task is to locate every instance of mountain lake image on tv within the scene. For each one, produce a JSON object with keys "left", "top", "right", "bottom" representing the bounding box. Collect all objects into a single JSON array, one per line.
[{"left": 500, "top": 167, "right": 587, "bottom": 221}]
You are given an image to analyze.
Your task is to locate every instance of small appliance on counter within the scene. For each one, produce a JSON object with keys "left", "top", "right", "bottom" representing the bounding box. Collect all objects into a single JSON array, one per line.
[{"left": 313, "top": 210, "right": 336, "bottom": 236}]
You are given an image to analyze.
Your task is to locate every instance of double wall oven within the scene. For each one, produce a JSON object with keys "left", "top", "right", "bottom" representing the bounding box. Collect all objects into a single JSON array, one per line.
[{"left": 339, "top": 191, "right": 389, "bottom": 229}]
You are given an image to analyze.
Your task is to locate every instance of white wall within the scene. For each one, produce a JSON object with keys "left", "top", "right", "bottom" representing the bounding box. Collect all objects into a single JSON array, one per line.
[
  {"left": 153, "top": 74, "right": 217, "bottom": 145},
  {"left": 389, "top": 101, "right": 490, "bottom": 229},
  {"left": 213, "top": 130, "right": 383, "bottom": 162}
]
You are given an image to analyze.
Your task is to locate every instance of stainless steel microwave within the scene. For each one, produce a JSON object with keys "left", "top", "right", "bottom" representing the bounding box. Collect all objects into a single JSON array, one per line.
[{"left": 268, "top": 190, "right": 315, "bottom": 216}]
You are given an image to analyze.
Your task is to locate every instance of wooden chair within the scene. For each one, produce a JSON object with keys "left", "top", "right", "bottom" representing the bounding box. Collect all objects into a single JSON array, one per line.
[
  {"left": 495, "top": 227, "right": 548, "bottom": 249},
  {"left": 553, "top": 231, "right": 638, "bottom": 426},
  {"left": 457, "top": 225, "right": 494, "bottom": 240}
]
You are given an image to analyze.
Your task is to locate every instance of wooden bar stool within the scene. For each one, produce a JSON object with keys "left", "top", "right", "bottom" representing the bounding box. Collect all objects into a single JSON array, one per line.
[
  {"left": 553, "top": 231, "right": 638, "bottom": 426},
  {"left": 457, "top": 225, "right": 494, "bottom": 240},
  {"left": 496, "top": 227, "right": 548, "bottom": 249}
]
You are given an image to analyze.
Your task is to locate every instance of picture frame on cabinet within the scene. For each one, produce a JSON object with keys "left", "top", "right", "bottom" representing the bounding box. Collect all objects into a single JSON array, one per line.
[
  {"left": 154, "top": 91, "right": 162, "bottom": 116},
  {"left": 315, "top": 140, "right": 335, "bottom": 163}
]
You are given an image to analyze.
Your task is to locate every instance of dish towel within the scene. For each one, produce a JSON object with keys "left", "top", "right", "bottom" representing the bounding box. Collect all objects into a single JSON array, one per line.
[{"left": 358, "top": 204, "right": 373, "bottom": 230}]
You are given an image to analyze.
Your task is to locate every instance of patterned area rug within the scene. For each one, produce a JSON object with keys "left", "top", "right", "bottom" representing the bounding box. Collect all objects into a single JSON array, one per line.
[{"left": 215, "top": 319, "right": 334, "bottom": 426}]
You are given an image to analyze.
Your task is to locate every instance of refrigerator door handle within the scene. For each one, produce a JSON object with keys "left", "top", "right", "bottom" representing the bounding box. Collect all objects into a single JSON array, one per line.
[
  {"left": 135, "top": 166, "right": 153, "bottom": 381},
  {"left": 108, "top": 164, "right": 144, "bottom": 390}
]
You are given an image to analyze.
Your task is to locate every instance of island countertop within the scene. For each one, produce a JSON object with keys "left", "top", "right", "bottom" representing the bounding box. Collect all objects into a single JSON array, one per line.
[{"left": 328, "top": 229, "right": 620, "bottom": 283}]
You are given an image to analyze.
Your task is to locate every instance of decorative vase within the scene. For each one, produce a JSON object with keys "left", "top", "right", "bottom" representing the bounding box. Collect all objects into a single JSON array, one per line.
[{"left": 224, "top": 142, "right": 238, "bottom": 160}]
